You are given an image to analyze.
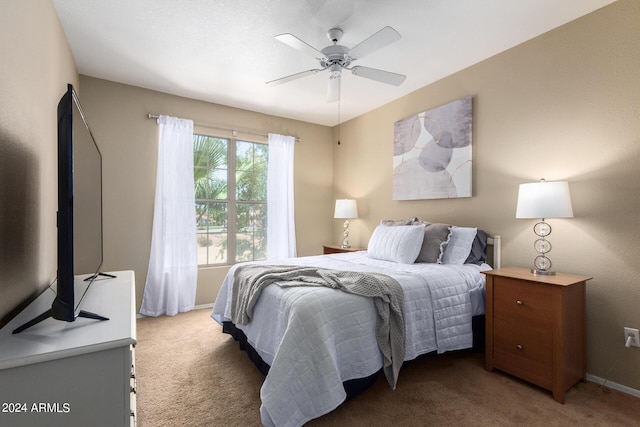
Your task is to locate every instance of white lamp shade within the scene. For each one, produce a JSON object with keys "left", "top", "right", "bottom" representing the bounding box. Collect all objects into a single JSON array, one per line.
[
  {"left": 334, "top": 199, "right": 358, "bottom": 219},
  {"left": 516, "top": 181, "right": 573, "bottom": 219}
]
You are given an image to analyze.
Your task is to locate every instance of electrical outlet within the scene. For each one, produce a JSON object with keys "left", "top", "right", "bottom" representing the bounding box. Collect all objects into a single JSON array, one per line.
[{"left": 624, "top": 327, "right": 640, "bottom": 347}]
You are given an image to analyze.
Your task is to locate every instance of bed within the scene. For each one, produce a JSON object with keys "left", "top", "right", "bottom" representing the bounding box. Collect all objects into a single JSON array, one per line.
[{"left": 211, "top": 221, "right": 501, "bottom": 427}]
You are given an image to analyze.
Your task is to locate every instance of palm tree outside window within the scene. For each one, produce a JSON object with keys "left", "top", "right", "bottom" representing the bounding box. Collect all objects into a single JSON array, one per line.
[{"left": 194, "top": 134, "right": 268, "bottom": 265}]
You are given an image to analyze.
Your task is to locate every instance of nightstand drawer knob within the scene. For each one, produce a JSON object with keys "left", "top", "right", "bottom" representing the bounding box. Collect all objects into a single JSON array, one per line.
[
  {"left": 516, "top": 300, "right": 524, "bottom": 305},
  {"left": 516, "top": 344, "right": 523, "bottom": 350}
]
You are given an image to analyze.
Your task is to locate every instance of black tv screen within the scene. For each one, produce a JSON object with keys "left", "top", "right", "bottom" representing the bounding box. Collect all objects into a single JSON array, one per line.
[
  {"left": 55, "top": 83, "right": 105, "bottom": 320},
  {"left": 69, "top": 87, "right": 104, "bottom": 279},
  {"left": 12, "top": 84, "right": 108, "bottom": 333}
]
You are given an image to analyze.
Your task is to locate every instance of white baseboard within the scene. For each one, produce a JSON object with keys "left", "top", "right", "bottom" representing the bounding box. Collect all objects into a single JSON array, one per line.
[
  {"left": 193, "top": 303, "right": 214, "bottom": 311},
  {"left": 586, "top": 373, "right": 640, "bottom": 398},
  {"left": 136, "top": 303, "right": 214, "bottom": 319}
]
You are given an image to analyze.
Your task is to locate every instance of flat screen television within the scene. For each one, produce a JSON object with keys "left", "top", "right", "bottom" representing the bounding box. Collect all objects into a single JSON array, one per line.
[{"left": 13, "top": 84, "right": 111, "bottom": 334}]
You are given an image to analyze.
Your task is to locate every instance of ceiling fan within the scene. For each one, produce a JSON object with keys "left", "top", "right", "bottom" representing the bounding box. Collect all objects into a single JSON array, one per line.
[{"left": 266, "top": 26, "right": 406, "bottom": 102}]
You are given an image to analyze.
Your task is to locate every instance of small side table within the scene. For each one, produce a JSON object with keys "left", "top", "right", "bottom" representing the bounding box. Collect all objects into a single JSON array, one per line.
[
  {"left": 323, "top": 245, "right": 364, "bottom": 254},
  {"left": 483, "top": 266, "right": 592, "bottom": 403}
]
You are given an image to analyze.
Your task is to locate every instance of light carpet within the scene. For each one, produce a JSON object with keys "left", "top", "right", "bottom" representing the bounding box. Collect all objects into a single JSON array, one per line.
[{"left": 135, "top": 308, "right": 640, "bottom": 426}]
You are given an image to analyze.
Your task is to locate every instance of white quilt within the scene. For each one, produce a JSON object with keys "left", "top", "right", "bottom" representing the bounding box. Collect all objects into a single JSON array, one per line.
[{"left": 211, "top": 251, "right": 490, "bottom": 427}]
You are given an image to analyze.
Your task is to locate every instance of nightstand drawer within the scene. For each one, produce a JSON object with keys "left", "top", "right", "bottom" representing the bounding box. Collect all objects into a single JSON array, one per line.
[
  {"left": 494, "top": 319, "right": 552, "bottom": 365},
  {"left": 493, "top": 277, "right": 553, "bottom": 326},
  {"left": 493, "top": 320, "right": 553, "bottom": 389},
  {"left": 494, "top": 319, "right": 552, "bottom": 389}
]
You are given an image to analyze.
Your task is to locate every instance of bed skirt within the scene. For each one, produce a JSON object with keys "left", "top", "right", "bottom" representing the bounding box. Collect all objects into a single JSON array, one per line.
[{"left": 221, "top": 315, "right": 485, "bottom": 401}]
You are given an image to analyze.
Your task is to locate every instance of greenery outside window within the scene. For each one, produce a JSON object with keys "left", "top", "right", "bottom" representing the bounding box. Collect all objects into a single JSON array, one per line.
[{"left": 194, "top": 134, "right": 268, "bottom": 266}]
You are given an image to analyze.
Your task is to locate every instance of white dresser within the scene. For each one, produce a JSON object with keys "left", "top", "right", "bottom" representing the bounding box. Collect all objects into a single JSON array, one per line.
[{"left": 0, "top": 271, "right": 136, "bottom": 427}]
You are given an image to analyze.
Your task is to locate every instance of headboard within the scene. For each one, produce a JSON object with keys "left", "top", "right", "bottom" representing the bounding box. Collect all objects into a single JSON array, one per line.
[{"left": 487, "top": 235, "right": 502, "bottom": 270}]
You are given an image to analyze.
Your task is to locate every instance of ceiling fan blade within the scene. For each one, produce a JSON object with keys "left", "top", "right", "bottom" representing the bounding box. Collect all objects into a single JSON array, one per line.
[
  {"left": 327, "top": 71, "right": 341, "bottom": 103},
  {"left": 348, "top": 26, "right": 401, "bottom": 60},
  {"left": 351, "top": 66, "right": 406, "bottom": 86},
  {"left": 266, "top": 69, "right": 322, "bottom": 86},
  {"left": 275, "top": 33, "right": 325, "bottom": 60}
]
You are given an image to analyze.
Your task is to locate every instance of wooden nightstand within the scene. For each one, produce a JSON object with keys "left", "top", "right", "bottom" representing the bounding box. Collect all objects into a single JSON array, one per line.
[
  {"left": 483, "top": 267, "right": 592, "bottom": 403},
  {"left": 323, "top": 245, "right": 364, "bottom": 254}
]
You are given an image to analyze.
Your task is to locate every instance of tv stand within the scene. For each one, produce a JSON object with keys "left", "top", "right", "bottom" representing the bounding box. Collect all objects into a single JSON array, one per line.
[
  {"left": 12, "top": 308, "right": 109, "bottom": 334},
  {"left": 85, "top": 271, "right": 117, "bottom": 281},
  {"left": 0, "top": 271, "right": 136, "bottom": 427},
  {"left": 12, "top": 274, "right": 114, "bottom": 334}
]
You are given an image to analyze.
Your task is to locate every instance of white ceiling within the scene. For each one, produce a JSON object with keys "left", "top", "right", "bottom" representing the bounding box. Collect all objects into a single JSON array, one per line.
[{"left": 52, "top": 0, "right": 616, "bottom": 127}]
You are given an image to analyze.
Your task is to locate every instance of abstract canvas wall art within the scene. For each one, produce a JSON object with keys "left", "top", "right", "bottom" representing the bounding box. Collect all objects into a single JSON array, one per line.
[{"left": 393, "top": 96, "right": 472, "bottom": 200}]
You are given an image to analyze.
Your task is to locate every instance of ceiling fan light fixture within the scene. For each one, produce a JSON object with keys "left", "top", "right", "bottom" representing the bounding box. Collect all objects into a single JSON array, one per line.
[
  {"left": 320, "top": 44, "right": 351, "bottom": 68},
  {"left": 329, "top": 63, "right": 342, "bottom": 77}
]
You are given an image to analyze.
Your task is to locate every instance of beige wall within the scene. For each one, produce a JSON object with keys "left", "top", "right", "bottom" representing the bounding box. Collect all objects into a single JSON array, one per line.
[
  {"left": 0, "top": 0, "right": 78, "bottom": 326},
  {"left": 335, "top": 0, "right": 640, "bottom": 391},
  {"left": 1, "top": 0, "right": 637, "bottom": 395},
  {"left": 77, "top": 76, "right": 334, "bottom": 312}
]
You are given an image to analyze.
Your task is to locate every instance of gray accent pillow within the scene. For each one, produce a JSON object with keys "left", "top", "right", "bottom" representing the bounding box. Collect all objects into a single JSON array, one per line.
[
  {"left": 380, "top": 219, "right": 413, "bottom": 226},
  {"left": 415, "top": 223, "right": 452, "bottom": 263},
  {"left": 465, "top": 229, "right": 488, "bottom": 265}
]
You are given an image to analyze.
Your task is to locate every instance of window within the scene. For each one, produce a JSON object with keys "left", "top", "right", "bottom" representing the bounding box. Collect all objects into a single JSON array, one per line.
[{"left": 194, "top": 134, "right": 268, "bottom": 265}]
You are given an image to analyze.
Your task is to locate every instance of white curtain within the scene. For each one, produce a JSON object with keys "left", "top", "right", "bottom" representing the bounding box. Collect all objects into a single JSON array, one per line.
[
  {"left": 140, "top": 115, "right": 197, "bottom": 317},
  {"left": 266, "top": 133, "right": 297, "bottom": 259}
]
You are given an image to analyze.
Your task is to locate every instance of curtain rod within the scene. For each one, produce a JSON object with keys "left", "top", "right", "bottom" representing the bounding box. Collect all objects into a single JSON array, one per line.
[{"left": 147, "top": 114, "right": 300, "bottom": 142}]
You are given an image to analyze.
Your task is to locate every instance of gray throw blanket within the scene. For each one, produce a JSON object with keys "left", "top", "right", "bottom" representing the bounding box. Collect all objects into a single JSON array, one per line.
[{"left": 230, "top": 264, "right": 406, "bottom": 389}]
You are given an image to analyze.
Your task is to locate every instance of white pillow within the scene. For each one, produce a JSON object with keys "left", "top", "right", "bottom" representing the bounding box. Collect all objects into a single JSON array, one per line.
[
  {"left": 441, "top": 226, "right": 477, "bottom": 265},
  {"left": 367, "top": 224, "right": 426, "bottom": 264}
]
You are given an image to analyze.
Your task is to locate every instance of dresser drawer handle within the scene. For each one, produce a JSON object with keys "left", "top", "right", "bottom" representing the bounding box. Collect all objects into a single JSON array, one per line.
[
  {"left": 516, "top": 300, "right": 524, "bottom": 305},
  {"left": 516, "top": 344, "right": 523, "bottom": 351}
]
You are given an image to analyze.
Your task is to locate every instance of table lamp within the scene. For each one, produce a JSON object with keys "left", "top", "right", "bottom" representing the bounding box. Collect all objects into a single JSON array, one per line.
[
  {"left": 334, "top": 199, "right": 358, "bottom": 248},
  {"left": 515, "top": 179, "right": 573, "bottom": 275}
]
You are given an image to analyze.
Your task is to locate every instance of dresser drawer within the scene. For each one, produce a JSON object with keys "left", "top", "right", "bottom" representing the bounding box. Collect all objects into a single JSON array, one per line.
[
  {"left": 493, "top": 319, "right": 553, "bottom": 389},
  {"left": 493, "top": 277, "right": 553, "bottom": 326}
]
